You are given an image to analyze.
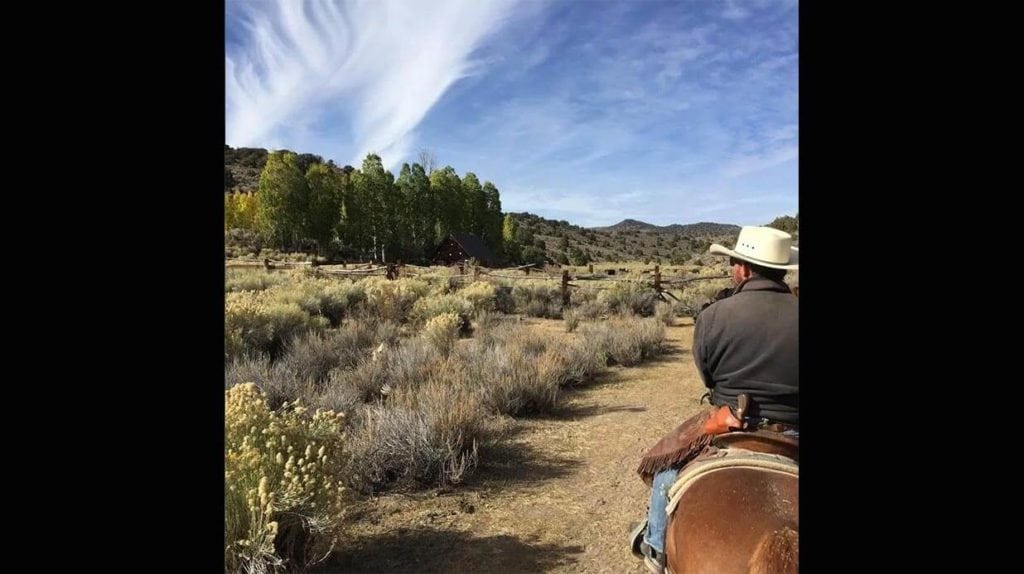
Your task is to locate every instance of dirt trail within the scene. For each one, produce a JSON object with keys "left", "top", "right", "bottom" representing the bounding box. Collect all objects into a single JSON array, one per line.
[{"left": 321, "top": 319, "right": 706, "bottom": 573}]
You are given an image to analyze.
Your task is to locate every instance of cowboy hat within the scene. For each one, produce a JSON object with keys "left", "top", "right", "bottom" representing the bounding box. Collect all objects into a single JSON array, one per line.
[{"left": 709, "top": 226, "right": 798, "bottom": 270}]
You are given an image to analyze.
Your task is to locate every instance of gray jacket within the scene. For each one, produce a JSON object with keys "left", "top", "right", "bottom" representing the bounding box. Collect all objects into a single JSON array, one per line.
[{"left": 693, "top": 276, "right": 798, "bottom": 425}]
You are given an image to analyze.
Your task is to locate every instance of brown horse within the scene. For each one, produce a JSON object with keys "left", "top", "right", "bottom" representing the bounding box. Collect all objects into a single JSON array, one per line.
[{"left": 663, "top": 434, "right": 798, "bottom": 574}]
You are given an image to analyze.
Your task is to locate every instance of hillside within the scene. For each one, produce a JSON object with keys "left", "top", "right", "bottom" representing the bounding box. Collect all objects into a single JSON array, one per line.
[
  {"left": 506, "top": 212, "right": 745, "bottom": 265},
  {"left": 224, "top": 146, "right": 268, "bottom": 192}
]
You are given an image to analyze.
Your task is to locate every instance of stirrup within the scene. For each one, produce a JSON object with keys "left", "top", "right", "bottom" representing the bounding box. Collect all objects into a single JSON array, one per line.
[
  {"left": 642, "top": 543, "right": 666, "bottom": 574},
  {"left": 628, "top": 519, "right": 647, "bottom": 558}
]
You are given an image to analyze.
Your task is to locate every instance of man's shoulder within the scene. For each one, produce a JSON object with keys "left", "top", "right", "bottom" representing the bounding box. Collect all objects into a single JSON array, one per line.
[
  {"left": 696, "top": 287, "right": 735, "bottom": 317},
  {"left": 696, "top": 297, "right": 727, "bottom": 328},
  {"left": 712, "top": 288, "right": 798, "bottom": 321},
  {"left": 701, "top": 289, "right": 760, "bottom": 319}
]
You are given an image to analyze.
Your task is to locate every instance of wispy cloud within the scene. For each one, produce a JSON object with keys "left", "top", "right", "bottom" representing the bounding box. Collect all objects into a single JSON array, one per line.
[
  {"left": 226, "top": 1, "right": 797, "bottom": 228},
  {"left": 720, "top": 144, "right": 797, "bottom": 179},
  {"left": 431, "top": 1, "right": 796, "bottom": 227},
  {"left": 226, "top": 0, "right": 519, "bottom": 169}
]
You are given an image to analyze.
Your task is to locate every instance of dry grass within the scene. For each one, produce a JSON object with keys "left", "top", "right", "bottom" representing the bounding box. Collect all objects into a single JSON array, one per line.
[
  {"left": 346, "top": 373, "right": 492, "bottom": 492},
  {"left": 326, "top": 319, "right": 704, "bottom": 574}
]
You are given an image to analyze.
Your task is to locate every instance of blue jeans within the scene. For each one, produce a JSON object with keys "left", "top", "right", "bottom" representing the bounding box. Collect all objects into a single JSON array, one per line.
[
  {"left": 644, "top": 427, "right": 799, "bottom": 554},
  {"left": 644, "top": 467, "right": 679, "bottom": 554}
]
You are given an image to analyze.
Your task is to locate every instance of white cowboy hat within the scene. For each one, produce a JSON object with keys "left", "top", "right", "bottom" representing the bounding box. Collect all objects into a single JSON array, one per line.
[{"left": 709, "top": 226, "right": 799, "bottom": 270}]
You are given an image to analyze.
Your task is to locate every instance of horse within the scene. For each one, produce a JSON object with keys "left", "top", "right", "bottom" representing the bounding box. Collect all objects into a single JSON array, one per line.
[{"left": 663, "top": 430, "right": 799, "bottom": 574}]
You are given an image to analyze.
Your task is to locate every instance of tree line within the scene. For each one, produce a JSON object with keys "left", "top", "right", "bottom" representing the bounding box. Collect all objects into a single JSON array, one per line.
[{"left": 225, "top": 151, "right": 512, "bottom": 264}]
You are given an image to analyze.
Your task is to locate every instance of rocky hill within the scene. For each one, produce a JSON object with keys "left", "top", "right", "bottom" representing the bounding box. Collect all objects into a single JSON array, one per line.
[{"left": 505, "top": 212, "right": 746, "bottom": 265}]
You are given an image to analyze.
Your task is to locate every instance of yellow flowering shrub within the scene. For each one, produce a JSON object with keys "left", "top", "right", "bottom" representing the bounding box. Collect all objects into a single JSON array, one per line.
[
  {"left": 421, "top": 312, "right": 461, "bottom": 356},
  {"left": 359, "top": 278, "right": 431, "bottom": 322},
  {"left": 458, "top": 281, "right": 496, "bottom": 314},
  {"left": 225, "top": 383, "right": 347, "bottom": 573},
  {"left": 224, "top": 291, "right": 328, "bottom": 360},
  {"left": 409, "top": 294, "right": 472, "bottom": 326}
]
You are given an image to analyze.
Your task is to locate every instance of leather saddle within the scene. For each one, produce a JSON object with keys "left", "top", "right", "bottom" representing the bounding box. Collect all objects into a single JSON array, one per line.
[
  {"left": 704, "top": 394, "right": 799, "bottom": 462},
  {"left": 712, "top": 430, "right": 799, "bottom": 463}
]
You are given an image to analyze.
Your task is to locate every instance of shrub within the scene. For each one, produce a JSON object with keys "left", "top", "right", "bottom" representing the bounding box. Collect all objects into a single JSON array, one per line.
[
  {"left": 225, "top": 356, "right": 304, "bottom": 410},
  {"left": 511, "top": 284, "right": 562, "bottom": 318},
  {"left": 409, "top": 294, "right": 472, "bottom": 329},
  {"left": 360, "top": 278, "right": 431, "bottom": 323},
  {"left": 563, "top": 309, "right": 580, "bottom": 333},
  {"left": 580, "top": 318, "right": 666, "bottom": 366},
  {"left": 226, "top": 270, "right": 289, "bottom": 293},
  {"left": 459, "top": 281, "right": 497, "bottom": 314},
  {"left": 346, "top": 377, "right": 489, "bottom": 491},
  {"left": 225, "top": 291, "right": 329, "bottom": 361},
  {"left": 225, "top": 384, "right": 347, "bottom": 573},
  {"left": 600, "top": 282, "right": 658, "bottom": 316},
  {"left": 421, "top": 312, "right": 461, "bottom": 356},
  {"left": 279, "top": 319, "right": 397, "bottom": 387},
  {"left": 654, "top": 301, "right": 675, "bottom": 326}
]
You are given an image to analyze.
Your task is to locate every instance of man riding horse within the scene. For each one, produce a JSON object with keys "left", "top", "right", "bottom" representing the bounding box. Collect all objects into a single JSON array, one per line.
[{"left": 630, "top": 226, "right": 799, "bottom": 573}]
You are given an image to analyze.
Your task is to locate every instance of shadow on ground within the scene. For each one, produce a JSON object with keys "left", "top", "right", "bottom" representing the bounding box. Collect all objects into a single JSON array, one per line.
[
  {"left": 648, "top": 343, "right": 688, "bottom": 361},
  {"left": 470, "top": 439, "right": 582, "bottom": 488},
  {"left": 314, "top": 527, "right": 585, "bottom": 573},
  {"left": 542, "top": 403, "right": 647, "bottom": 420}
]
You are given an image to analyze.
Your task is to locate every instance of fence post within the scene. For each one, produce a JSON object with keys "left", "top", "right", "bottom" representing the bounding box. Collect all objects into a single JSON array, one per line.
[
  {"left": 561, "top": 269, "right": 571, "bottom": 307},
  {"left": 473, "top": 265, "right": 480, "bottom": 282},
  {"left": 459, "top": 262, "right": 465, "bottom": 276},
  {"left": 654, "top": 265, "right": 661, "bottom": 293},
  {"left": 525, "top": 266, "right": 531, "bottom": 276},
  {"left": 588, "top": 263, "right": 593, "bottom": 274}
]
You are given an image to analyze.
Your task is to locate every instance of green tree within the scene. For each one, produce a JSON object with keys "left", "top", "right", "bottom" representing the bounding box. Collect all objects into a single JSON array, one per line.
[
  {"left": 482, "top": 181, "right": 503, "bottom": 255},
  {"left": 256, "top": 151, "right": 308, "bottom": 249},
  {"left": 352, "top": 154, "right": 397, "bottom": 262},
  {"left": 569, "top": 246, "right": 590, "bottom": 266},
  {"left": 225, "top": 193, "right": 238, "bottom": 229},
  {"left": 305, "top": 163, "right": 344, "bottom": 254},
  {"left": 502, "top": 214, "right": 521, "bottom": 263},
  {"left": 462, "top": 172, "right": 487, "bottom": 236},
  {"left": 335, "top": 166, "right": 364, "bottom": 257},
  {"left": 225, "top": 192, "right": 259, "bottom": 231},
  {"left": 397, "top": 162, "right": 435, "bottom": 262},
  {"left": 766, "top": 214, "right": 798, "bottom": 234},
  {"left": 430, "top": 166, "right": 463, "bottom": 242},
  {"left": 522, "top": 245, "right": 548, "bottom": 267}
]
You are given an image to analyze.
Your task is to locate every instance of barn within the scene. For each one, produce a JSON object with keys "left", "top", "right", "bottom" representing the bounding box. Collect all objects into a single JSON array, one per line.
[{"left": 432, "top": 233, "right": 498, "bottom": 267}]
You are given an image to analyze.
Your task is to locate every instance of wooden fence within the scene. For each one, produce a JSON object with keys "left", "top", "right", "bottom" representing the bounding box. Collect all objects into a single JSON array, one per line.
[{"left": 229, "top": 259, "right": 731, "bottom": 307}]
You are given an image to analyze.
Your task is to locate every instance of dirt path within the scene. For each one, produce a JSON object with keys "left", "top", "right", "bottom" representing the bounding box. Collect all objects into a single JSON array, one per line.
[{"left": 321, "top": 319, "right": 706, "bottom": 573}]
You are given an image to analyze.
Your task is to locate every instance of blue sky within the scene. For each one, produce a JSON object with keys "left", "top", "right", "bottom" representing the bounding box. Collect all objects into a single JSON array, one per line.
[{"left": 226, "top": 0, "right": 798, "bottom": 227}]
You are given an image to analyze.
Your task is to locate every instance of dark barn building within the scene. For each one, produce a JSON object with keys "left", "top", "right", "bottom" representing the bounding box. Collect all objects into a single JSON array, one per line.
[{"left": 432, "top": 233, "right": 498, "bottom": 267}]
